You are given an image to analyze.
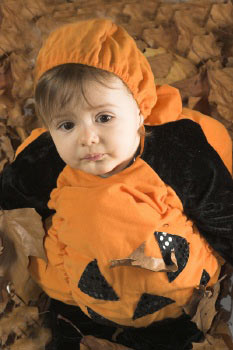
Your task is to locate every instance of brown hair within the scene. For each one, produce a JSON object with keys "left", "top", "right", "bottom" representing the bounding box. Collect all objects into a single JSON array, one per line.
[{"left": 35, "top": 63, "right": 151, "bottom": 137}]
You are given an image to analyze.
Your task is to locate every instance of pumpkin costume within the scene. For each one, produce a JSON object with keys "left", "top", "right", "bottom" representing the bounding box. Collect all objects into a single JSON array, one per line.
[{"left": 1, "top": 19, "right": 233, "bottom": 350}]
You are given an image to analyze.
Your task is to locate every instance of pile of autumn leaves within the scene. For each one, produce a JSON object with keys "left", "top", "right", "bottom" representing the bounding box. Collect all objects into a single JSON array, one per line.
[{"left": 0, "top": 0, "right": 233, "bottom": 349}]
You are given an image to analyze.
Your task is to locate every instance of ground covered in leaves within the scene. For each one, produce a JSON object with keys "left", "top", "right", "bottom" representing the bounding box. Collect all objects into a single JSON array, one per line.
[{"left": 0, "top": 0, "right": 233, "bottom": 349}]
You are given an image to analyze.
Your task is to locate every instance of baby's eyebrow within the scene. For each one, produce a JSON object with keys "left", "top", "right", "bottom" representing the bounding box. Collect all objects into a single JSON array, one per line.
[
  {"left": 85, "top": 103, "right": 118, "bottom": 110},
  {"left": 53, "top": 104, "right": 118, "bottom": 122}
]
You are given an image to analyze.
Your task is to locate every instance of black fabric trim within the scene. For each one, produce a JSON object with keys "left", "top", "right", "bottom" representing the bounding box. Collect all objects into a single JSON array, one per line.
[
  {"left": 0, "top": 132, "right": 65, "bottom": 221},
  {"left": 142, "top": 119, "right": 233, "bottom": 266},
  {"left": 48, "top": 298, "right": 203, "bottom": 350},
  {"left": 0, "top": 119, "right": 233, "bottom": 266}
]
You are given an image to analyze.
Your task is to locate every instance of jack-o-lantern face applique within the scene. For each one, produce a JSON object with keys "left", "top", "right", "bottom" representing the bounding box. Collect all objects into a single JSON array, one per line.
[
  {"left": 78, "top": 259, "right": 119, "bottom": 301},
  {"left": 154, "top": 232, "right": 190, "bottom": 283},
  {"left": 133, "top": 293, "right": 175, "bottom": 320}
]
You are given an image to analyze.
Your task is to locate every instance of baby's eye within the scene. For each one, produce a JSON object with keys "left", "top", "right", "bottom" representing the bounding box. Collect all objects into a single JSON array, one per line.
[
  {"left": 58, "top": 122, "right": 75, "bottom": 131},
  {"left": 96, "top": 114, "right": 113, "bottom": 123}
]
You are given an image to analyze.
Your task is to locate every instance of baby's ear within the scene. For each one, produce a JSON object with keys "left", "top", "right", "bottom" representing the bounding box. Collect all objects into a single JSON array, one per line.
[{"left": 139, "top": 113, "right": 144, "bottom": 127}]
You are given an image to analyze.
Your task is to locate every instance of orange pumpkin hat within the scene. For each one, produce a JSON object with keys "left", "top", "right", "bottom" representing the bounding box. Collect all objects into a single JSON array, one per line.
[{"left": 34, "top": 18, "right": 182, "bottom": 126}]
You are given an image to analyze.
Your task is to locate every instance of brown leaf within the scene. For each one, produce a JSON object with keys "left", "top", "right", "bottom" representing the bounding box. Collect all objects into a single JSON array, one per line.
[
  {"left": 0, "top": 135, "right": 14, "bottom": 162},
  {"left": 3, "top": 208, "right": 47, "bottom": 261},
  {"left": 188, "top": 33, "right": 222, "bottom": 64},
  {"left": 7, "top": 103, "right": 24, "bottom": 128},
  {"left": 122, "top": 2, "right": 158, "bottom": 23},
  {"left": 206, "top": 2, "right": 233, "bottom": 32},
  {"left": 207, "top": 67, "right": 233, "bottom": 122},
  {"left": 0, "top": 305, "right": 39, "bottom": 345},
  {"left": 191, "top": 277, "right": 225, "bottom": 335},
  {"left": 183, "top": 285, "right": 206, "bottom": 318},
  {"left": 192, "top": 334, "right": 228, "bottom": 350},
  {"left": 110, "top": 242, "right": 178, "bottom": 272},
  {"left": 142, "top": 25, "right": 177, "bottom": 51},
  {"left": 0, "top": 208, "right": 46, "bottom": 301},
  {"left": 172, "top": 70, "right": 210, "bottom": 100},
  {"left": 9, "top": 327, "right": 51, "bottom": 350},
  {"left": 144, "top": 47, "right": 197, "bottom": 85},
  {"left": 81, "top": 335, "right": 133, "bottom": 350},
  {"left": 147, "top": 52, "right": 174, "bottom": 79}
]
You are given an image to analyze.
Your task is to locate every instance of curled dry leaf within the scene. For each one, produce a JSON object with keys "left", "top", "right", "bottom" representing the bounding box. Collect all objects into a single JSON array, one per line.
[
  {"left": 210, "top": 318, "right": 233, "bottom": 349},
  {"left": 192, "top": 334, "right": 228, "bottom": 350},
  {"left": 207, "top": 67, "right": 233, "bottom": 121},
  {"left": 3, "top": 208, "right": 47, "bottom": 262},
  {"left": 122, "top": 2, "right": 158, "bottom": 23},
  {"left": 206, "top": 1, "right": 233, "bottom": 32},
  {"left": 191, "top": 277, "right": 225, "bottom": 335},
  {"left": 110, "top": 241, "right": 178, "bottom": 272},
  {"left": 81, "top": 335, "right": 133, "bottom": 350},
  {"left": 9, "top": 326, "right": 51, "bottom": 350},
  {"left": 0, "top": 305, "right": 38, "bottom": 345},
  {"left": 188, "top": 32, "right": 222, "bottom": 64},
  {"left": 144, "top": 47, "right": 197, "bottom": 85},
  {"left": 0, "top": 208, "right": 46, "bottom": 301},
  {"left": 142, "top": 25, "right": 177, "bottom": 51},
  {"left": 0, "top": 122, "right": 7, "bottom": 136},
  {"left": 174, "top": 8, "right": 206, "bottom": 55},
  {"left": 0, "top": 135, "right": 14, "bottom": 162},
  {"left": 155, "top": 4, "right": 175, "bottom": 25}
]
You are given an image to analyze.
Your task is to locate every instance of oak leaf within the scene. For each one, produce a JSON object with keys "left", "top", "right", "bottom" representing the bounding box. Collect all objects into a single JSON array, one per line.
[
  {"left": 207, "top": 67, "right": 233, "bottom": 121},
  {"left": 110, "top": 241, "right": 178, "bottom": 272},
  {"left": 9, "top": 327, "right": 51, "bottom": 350},
  {"left": 191, "top": 277, "right": 225, "bottom": 335},
  {"left": 0, "top": 305, "right": 38, "bottom": 345},
  {"left": 0, "top": 208, "right": 46, "bottom": 301},
  {"left": 81, "top": 335, "right": 133, "bottom": 350}
]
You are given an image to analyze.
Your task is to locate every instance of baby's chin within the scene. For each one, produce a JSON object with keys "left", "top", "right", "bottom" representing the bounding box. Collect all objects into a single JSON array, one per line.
[{"left": 76, "top": 162, "right": 119, "bottom": 177}]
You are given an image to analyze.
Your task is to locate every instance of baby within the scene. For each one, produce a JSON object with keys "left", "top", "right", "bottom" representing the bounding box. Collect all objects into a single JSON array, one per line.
[{"left": 1, "top": 18, "right": 233, "bottom": 350}]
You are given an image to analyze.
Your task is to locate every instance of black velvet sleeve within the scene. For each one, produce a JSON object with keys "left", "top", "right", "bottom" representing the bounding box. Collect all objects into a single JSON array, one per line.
[
  {"left": 0, "top": 132, "right": 66, "bottom": 221},
  {"left": 142, "top": 119, "right": 233, "bottom": 266}
]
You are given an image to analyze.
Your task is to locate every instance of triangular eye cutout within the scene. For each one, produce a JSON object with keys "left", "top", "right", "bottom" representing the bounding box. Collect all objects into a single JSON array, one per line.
[
  {"left": 154, "top": 232, "right": 189, "bottom": 283},
  {"left": 78, "top": 259, "right": 119, "bottom": 300},
  {"left": 133, "top": 293, "right": 175, "bottom": 320},
  {"left": 200, "top": 269, "right": 210, "bottom": 286}
]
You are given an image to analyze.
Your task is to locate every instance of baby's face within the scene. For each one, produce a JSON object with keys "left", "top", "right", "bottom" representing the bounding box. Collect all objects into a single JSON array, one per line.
[{"left": 48, "top": 77, "right": 143, "bottom": 177}]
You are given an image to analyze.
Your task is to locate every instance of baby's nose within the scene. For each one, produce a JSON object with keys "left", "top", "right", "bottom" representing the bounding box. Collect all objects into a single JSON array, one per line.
[{"left": 79, "top": 126, "right": 99, "bottom": 146}]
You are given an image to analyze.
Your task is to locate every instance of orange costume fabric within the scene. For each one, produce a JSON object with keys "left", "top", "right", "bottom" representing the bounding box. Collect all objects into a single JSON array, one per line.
[{"left": 11, "top": 19, "right": 232, "bottom": 328}]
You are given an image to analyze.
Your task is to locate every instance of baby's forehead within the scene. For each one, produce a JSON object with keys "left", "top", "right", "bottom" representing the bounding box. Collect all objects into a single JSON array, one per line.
[{"left": 72, "top": 77, "right": 133, "bottom": 107}]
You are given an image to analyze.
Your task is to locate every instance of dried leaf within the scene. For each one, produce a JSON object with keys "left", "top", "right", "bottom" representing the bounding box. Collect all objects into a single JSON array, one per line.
[
  {"left": 0, "top": 305, "right": 39, "bottom": 345},
  {"left": 0, "top": 135, "right": 14, "bottom": 162},
  {"left": 7, "top": 103, "right": 24, "bottom": 128},
  {"left": 184, "top": 285, "right": 206, "bottom": 318},
  {"left": 142, "top": 25, "right": 177, "bottom": 51},
  {"left": 191, "top": 277, "right": 225, "bottom": 334},
  {"left": 192, "top": 334, "right": 228, "bottom": 349},
  {"left": 110, "top": 242, "right": 178, "bottom": 272},
  {"left": 9, "top": 327, "right": 51, "bottom": 350},
  {"left": 0, "top": 208, "right": 46, "bottom": 301},
  {"left": 188, "top": 33, "right": 222, "bottom": 64},
  {"left": 206, "top": 2, "right": 233, "bottom": 32},
  {"left": 122, "top": 2, "right": 158, "bottom": 23},
  {"left": 3, "top": 208, "right": 47, "bottom": 261},
  {"left": 207, "top": 67, "right": 233, "bottom": 121},
  {"left": 81, "top": 335, "right": 133, "bottom": 350},
  {"left": 144, "top": 47, "right": 197, "bottom": 85},
  {"left": 174, "top": 7, "right": 206, "bottom": 55}
]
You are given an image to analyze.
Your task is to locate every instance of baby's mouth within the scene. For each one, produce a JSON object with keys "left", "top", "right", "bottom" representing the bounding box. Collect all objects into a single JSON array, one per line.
[{"left": 82, "top": 153, "right": 105, "bottom": 161}]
